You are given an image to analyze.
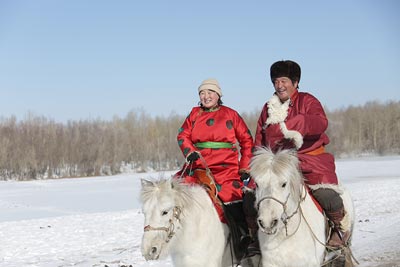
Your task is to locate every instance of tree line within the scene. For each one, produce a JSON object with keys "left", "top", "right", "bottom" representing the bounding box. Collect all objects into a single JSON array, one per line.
[{"left": 1, "top": 101, "right": 399, "bottom": 181}]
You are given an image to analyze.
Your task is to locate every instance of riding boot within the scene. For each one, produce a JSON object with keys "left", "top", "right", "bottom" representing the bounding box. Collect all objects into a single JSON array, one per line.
[
  {"left": 312, "top": 188, "right": 350, "bottom": 248},
  {"left": 224, "top": 202, "right": 250, "bottom": 259},
  {"left": 245, "top": 216, "right": 260, "bottom": 257},
  {"left": 326, "top": 207, "right": 350, "bottom": 248},
  {"left": 243, "top": 190, "right": 260, "bottom": 257}
]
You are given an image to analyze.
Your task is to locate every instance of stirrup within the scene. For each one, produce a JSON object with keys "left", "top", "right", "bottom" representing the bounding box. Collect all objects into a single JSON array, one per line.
[
  {"left": 327, "top": 229, "right": 350, "bottom": 248},
  {"left": 245, "top": 246, "right": 260, "bottom": 258},
  {"left": 243, "top": 238, "right": 260, "bottom": 258}
]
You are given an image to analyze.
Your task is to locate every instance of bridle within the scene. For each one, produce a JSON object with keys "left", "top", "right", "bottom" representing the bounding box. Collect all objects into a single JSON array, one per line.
[
  {"left": 143, "top": 206, "right": 182, "bottom": 243},
  {"left": 142, "top": 154, "right": 216, "bottom": 246},
  {"left": 142, "top": 164, "right": 187, "bottom": 244},
  {"left": 257, "top": 185, "right": 306, "bottom": 236}
]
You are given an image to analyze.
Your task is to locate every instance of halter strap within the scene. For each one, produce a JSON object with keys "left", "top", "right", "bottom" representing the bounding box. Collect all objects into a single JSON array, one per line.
[
  {"left": 143, "top": 206, "right": 182, "bottom": 243},
  {"left": 257, "top": 185, "right": 306, "bottom": 236}
]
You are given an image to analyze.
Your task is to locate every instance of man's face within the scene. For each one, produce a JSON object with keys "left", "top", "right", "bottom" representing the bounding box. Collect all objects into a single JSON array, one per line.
[{"left": 273, "top": 77, "right": 298, "bottom": 102}]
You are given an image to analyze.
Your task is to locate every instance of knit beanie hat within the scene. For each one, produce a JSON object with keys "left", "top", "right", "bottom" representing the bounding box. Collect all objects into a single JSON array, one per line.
[
  {"left": 198, "top": 78, "right": 222, "bottom": 97},
  {"left": 270, "top": 60, "right": 301, "bottom": 84}
]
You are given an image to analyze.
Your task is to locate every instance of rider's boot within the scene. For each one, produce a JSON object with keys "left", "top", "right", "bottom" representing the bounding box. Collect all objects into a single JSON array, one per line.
[
  {"left": 245, "top": 217, "right": 260, "bottom": 257},
  {"left": 242, "top": 190, "right": 260, "bottom": 257},
  {"left": 326, "top": 207, "right": 350, "bottom": 248},
  {"left": 312, "top": 188, "right": 351, "bottom": 248}
]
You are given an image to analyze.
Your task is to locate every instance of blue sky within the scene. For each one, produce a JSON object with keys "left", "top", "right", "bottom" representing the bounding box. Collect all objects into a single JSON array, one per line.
[{"left": 0, "top": 0, "right": 399, "bottom": 122}]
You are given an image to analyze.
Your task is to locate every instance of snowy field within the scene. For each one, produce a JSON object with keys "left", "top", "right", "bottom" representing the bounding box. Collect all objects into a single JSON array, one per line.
[{"left": 1, "top": 156, "right": 400, "bottom": 267}]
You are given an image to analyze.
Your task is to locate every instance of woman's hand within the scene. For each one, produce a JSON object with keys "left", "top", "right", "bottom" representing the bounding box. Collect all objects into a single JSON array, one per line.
[{"left": 186, "top": 151, "right": 200, "bottom": 163}]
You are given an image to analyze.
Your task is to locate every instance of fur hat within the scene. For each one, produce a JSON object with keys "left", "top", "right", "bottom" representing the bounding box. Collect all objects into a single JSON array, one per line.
[
  {"left": 198, "top": 78, "right": 222, "bottom": 97},
  {"left": 270, "top": 60, "right": 301, "bottom": 84}
]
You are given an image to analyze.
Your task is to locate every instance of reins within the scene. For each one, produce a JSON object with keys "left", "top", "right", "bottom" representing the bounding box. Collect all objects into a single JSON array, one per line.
[
  {"left": 298, "top": 187, "right": 359, "bottom": 266},
  {"left": 184, "top": 153, "right": 221, "bottom": 203},
  {"left": 198, "top": 153, "right": 219, "bottom": 198}
]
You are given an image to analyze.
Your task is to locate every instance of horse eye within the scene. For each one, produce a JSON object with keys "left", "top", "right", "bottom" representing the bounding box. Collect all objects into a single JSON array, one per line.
[
  {"left": 162, "top": 210, "right": 169, "bottom": 216},
  {"left": 282, "top": 182, "right": 287, "bottom": 188}
]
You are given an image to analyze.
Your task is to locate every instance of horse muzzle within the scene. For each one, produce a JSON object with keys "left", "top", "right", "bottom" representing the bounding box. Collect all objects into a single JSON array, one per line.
[
  {"left": 141, "top": 234, "right": 166, "bottom": 261},
  {"left": 142, "top": 244, "right": 162, "bottom": 261},
  {"left": 258, "top": 217, "right": 278, "bottom": 235}
]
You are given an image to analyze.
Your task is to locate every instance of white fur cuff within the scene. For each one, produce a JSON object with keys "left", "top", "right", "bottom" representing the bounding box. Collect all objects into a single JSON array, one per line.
[
  {"left": 308, "top": 183, "right": 344, "bottom": 194},
  {"left": 266, "top": 94, "right": 290, "bottom": 125},
  {"left": 279, "top": 122, "right": 303, "bottom": 149}
]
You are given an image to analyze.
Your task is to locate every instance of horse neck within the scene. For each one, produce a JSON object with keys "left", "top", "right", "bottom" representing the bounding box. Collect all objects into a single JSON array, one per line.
[
  {"left": 179, "top": 185, "right": 218, "bottom": 225},
  {"left": 171, "top": 185, "right": 225, "bottom": 253},
  {"left": 300, "top": 188, "right": 324, "bottom": 218}
]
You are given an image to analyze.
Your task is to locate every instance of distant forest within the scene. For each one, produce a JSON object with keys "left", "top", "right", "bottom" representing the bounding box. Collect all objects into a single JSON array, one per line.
[{"left": 1, "top": 100, "right": 399, "bottom": 181}]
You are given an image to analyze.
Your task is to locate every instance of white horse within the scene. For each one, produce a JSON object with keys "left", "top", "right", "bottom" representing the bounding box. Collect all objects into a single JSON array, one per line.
[
  {"left": 250, "top": 147, "right": 355, "bottom": 267},
  {"left": 140, "top": 178, "right": 259, "bottom": 267}
]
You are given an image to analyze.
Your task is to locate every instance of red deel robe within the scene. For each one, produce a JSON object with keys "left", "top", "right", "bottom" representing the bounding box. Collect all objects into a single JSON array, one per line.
[
  {"left": 255, "top": 90, "right": 338, "bottom": 186},
  {"left": 177, "top": 105, "right": 254, "bottom": 204}
]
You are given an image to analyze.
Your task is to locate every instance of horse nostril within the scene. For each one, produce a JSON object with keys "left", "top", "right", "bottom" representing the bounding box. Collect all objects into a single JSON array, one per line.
[
  {"left": 271, "top": 219, "right": 278, "bottom": 228},
  {"left": 151, "top": 246, "right": 157, "bottom": 255},
  {"left": 258, "top": 219, "right": 264, "bottom": 229}
]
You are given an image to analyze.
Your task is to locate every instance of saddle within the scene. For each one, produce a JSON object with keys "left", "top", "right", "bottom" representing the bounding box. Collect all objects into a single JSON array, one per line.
[
  {"left": 193, "top": 169, "right": 219, "bottom": 202},
  {"left": 192, "top": 169, "right": 225, "bottom": 222}
]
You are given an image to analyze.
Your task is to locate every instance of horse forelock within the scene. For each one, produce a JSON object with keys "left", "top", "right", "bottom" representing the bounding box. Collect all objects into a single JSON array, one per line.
[
  {"left": 140, "top": 177, "right": 210, "bottom": 219},
  {"left": 140, "top": 178, "right": 163, "bottom": 204},
  {"left": 141, "top": 178, "right": 182, "bottom": 204},
  {"left": 250, "top": 147, "right": 274, "bottom": 186},
  {"left": 250, "top": 147, "right": 304, "bottom": 199}
]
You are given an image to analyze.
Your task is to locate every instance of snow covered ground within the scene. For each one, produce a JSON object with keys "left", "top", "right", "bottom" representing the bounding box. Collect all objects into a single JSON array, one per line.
[{"left": 1, "top": 157, "right": 400, "bottom": 267}]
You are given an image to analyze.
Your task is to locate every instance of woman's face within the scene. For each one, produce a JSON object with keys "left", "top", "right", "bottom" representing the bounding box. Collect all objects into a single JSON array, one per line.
[
  {"left": 273, "top": 77, "right": 298, "bottom": 102},
  {"left": 199, "top": 89, "right": 220, "bottom": 109}
]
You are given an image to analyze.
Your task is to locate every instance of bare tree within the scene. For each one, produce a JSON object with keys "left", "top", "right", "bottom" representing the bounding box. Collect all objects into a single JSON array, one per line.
[{"left": 1, "top": 101, "right": 399, "bottom": 181}]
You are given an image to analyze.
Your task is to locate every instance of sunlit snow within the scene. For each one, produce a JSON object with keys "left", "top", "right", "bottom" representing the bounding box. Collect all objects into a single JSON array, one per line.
[{"left": 1, "top": 157, "right": 399, "bottom": 267}]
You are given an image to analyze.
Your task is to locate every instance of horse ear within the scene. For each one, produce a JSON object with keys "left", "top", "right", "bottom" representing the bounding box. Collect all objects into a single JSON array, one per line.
[{"left": 141, "top": 178, "right": 154, "bottom": 188}]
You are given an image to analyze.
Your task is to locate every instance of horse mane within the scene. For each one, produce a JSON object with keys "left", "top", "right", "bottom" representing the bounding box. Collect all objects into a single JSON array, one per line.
[
  {"left": 140, "top": 177, "right": 209, "bottom": 216},
  {"left": 250, "top": 147, "right": 304, "bottom": 200}
]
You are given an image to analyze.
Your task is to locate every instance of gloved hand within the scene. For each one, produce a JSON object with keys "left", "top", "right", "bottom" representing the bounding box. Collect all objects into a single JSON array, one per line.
[
  {"left": 186, "top": 151, "right": 200, "bottom": 163},
  {"left": 240, "top": 172, "right": 251, "bottom": 181}
]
